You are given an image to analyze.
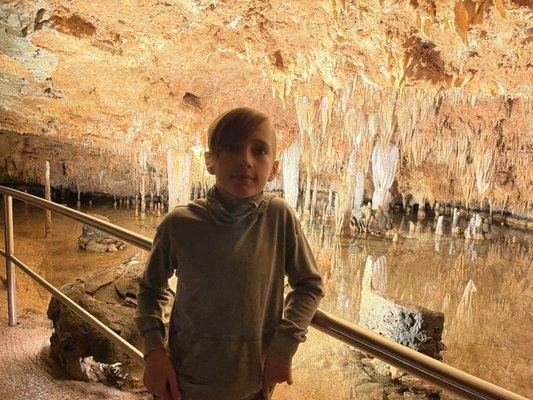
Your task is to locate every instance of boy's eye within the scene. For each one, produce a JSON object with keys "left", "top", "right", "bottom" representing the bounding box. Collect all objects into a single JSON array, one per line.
[{"left": 253, "top": 147, "right": 268, "bottom": 155}]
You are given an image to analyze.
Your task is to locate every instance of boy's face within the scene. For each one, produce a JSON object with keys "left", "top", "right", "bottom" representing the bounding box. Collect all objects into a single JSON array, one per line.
[{"left": 205, "top": 123, "right": 279, "bottom": 203}]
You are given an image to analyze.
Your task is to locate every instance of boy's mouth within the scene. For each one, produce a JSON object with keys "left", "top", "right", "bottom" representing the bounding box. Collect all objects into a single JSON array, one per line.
[{"left": 231, "top": 174, "right": 256, "bottom": 182}]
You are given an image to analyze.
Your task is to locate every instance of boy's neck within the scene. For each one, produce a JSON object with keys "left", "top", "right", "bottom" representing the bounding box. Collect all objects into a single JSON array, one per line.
[{"left": 214, "top": 185, "right": 263, "bottom": 207}]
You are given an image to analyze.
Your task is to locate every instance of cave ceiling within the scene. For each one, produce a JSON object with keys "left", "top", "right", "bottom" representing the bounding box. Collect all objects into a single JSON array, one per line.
[{"left": 0, "top": 0, "right": 532, "bottom": 211}]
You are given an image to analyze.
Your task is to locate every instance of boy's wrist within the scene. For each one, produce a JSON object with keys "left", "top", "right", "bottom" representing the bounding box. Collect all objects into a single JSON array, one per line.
[
  {"left": 268, "top": 330, "right": 300, "bottom": 363},
  {"left": 142, "top": 327, "right": 166, "bottom": 358},
  {"left": 145, "top": 346, "right": 167, "bottom": 361}
]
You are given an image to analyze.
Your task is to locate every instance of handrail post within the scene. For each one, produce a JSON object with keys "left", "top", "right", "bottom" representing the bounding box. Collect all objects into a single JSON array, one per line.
[{"left": 3, "top": 194, "right": 17, "bottom": 326}]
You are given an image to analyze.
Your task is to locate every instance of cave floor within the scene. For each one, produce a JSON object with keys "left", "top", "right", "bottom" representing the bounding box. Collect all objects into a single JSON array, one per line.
[{"left": 0, "top": 299, "right": 150, "bottom": 400}]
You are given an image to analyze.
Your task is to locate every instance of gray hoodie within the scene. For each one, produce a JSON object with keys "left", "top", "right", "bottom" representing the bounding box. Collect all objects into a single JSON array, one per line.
[{"left": 135, "top": 187, "right": 324, "bottom": 400}]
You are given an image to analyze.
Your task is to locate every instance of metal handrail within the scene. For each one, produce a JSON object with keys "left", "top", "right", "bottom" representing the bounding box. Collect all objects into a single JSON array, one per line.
[{"left": 0, "top": 185, "right": 528, "bottom": 400}]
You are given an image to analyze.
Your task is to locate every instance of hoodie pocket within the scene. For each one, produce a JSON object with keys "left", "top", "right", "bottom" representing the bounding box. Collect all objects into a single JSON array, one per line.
[{"left": 176, "top": 336, "right": 263, "bottom": 387}]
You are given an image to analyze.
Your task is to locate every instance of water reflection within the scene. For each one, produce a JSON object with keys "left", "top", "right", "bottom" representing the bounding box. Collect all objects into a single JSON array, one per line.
[
  {"left": 2, "top": 199, "right": 531, "bottom": 398},
  {"left": 305, "top": 216, "right": 532, "bottom": 398}
]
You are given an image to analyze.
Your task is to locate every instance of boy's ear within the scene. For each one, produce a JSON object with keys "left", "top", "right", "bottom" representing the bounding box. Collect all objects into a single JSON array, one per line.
[
  {"left": 268, "top": 160, "right": 279, "bottom": 182},
  {"left": 204, "top": 151, "right": 215, "bottom": 175}
]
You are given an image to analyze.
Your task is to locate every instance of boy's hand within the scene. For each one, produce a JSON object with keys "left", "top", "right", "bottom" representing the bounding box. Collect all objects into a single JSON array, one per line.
[
  {"left": 261, "top": 353, "right": 293, "bottom": 399},
  {"left": 144, "top": 348, "right": 181, "bottom": 400}
]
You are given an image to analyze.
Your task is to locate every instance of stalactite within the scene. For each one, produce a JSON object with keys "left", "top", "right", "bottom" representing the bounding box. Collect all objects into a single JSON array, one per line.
[
  {"left": 378, "top": 92, "right": 396, "bottom": 148},
  {"left": 281, "top": 140, "right": 301, "bottom": 209},
  {"left": 320, "top": 95, "right": 332, "bottom": 139},
  {"left": 310, "top": 176, "right": 318, "bottom": 218},
  {"left": 473, "top": 147, "right": 495, "bottom": 202},
  {"left": 371, "top": 139, "right": 399, "bottom": 212},
  {"left": 76, "top": 181, "right": 81, "bottom": 208}
]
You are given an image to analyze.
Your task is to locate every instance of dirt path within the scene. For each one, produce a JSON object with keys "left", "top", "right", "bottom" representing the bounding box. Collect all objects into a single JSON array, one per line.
[{"left": 0, "top": 300, "right": 150, "bottom": 400}]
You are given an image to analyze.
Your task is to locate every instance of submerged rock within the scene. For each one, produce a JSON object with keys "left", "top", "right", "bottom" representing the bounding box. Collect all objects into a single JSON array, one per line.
[
  {"left": 359, "top": 256, "right": 445, "bottom": 379},
  {"left": 78, "top": 214, "right": 126, "bottom": 252},
  {"left": 367, "top": 206, "right": 393, "bottom": 235},
  {"left": 46, "top": 254, "right": 173, "bottom": 386}
]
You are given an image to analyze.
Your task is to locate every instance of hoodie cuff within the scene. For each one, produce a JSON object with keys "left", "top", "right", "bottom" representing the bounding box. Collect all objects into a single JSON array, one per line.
[
  {"left": 142, "top": 328, "right": 165, "bottom": 358},
  {"left": 268, "top": 330, "right": 300, "bottom": 363}
]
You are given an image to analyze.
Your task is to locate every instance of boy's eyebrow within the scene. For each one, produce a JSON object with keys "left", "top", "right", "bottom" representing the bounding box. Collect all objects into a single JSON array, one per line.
[{"left": 250, "top": 138, "right": 272, "bottom": 148}]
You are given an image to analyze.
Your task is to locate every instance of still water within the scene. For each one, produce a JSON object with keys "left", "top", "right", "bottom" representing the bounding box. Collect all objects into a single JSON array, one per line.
[{"left": 2, "top": 198, "right": 531, "bottom": 399}]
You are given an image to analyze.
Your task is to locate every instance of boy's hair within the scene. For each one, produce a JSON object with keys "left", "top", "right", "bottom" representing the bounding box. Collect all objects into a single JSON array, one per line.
[{"left": 207, "top": 107, "right": 277, "bottom": 156}]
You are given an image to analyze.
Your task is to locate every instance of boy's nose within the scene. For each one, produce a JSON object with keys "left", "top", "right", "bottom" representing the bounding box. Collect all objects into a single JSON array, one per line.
[{"left": 238, "top": 149, "right": 253, "bottom": 167}]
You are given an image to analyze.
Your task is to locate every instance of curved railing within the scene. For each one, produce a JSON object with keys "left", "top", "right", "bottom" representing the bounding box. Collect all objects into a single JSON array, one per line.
[{"left": 0, "top": 185, "right": 528, "bottom": 400}]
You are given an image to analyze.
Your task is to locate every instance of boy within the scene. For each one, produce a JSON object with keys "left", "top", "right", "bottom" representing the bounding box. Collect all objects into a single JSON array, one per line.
[{"left": 135, "top": 107, "right": 324, "bottom": 400}]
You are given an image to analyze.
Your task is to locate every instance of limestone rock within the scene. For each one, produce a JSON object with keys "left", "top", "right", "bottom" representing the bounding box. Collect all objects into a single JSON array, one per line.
[
  {"left": 79, "top": 356, "right": 128, "bottom": 388},
  {"left": 359, "top": 256, "right": 445, "bottom": 379},
  {"left": 46, "top": 254, "right": 173, "bottom": 386},
  {"left": 368, "top": 208, "right": 393, "bottom": 235},
  {"left": 77, "top": 214, "right": 126, "bottom": 253}
]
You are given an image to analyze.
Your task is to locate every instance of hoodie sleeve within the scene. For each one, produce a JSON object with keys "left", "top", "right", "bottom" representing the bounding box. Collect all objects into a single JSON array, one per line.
[
  {"left": 134, "top": 220, "right": 176, "bottom": 357},
  {"left": 268, "top": 204, "right": 324, "bottom": 362}
]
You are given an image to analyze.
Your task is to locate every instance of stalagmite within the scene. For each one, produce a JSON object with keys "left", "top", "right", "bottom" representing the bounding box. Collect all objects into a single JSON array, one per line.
[
  {"left": 44, "top": 161, "right": 52, "bottom": 236},
  {"left": 452, "top": 208, "right": 461, "bottom": 235},
  {"left": 473, "top": 213, "right": 484, "bottom": 240},
  {"left": 371, "top": 140, "right": 399, "bottom": 213},
  {"left": 465, "top": 215, "right": 476, "bottom": 240},
  {"left": 435, "top": 215, "right": 444, "bottom": 236},
  {"left": 409, "top": 221, "right": 416, "bottom": 235},
  {"left": 140, "top": 177, "right": 146, "bottom": 213},
  {"left": 310, "top": 176, "right": 318, "bottom": 218},
  {"left": 327, "top": 186, "right": 333, "bottom": 214},
  {"left": 418, "top": 200, "right": 426, "bottom": 219},
  {"left": 281, "top": 140, "right": 301, "bottom": 209},
  {"left": 76, "top": 183, "right": 81, "bottom": 208}
]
